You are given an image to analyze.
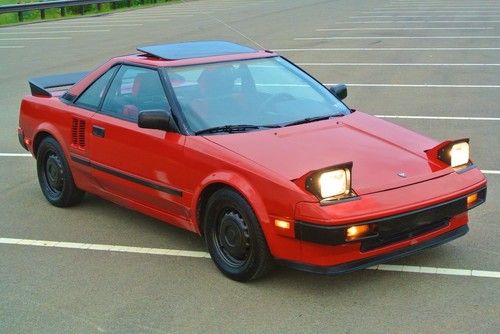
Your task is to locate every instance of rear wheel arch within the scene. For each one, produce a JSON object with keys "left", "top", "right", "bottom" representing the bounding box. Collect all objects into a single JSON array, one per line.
[
  {"left": 36, "top": 136, "right": 84, "bottom": 207},
  {"left": 33, "top": 125, "right": 66, "bottom": 159},
  {"left": 33, "top": 131, "right": 53, "bottom": 158}
]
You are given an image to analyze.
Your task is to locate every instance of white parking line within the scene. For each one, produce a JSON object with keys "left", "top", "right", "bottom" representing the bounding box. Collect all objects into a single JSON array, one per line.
[
  {"left": 377, "top": 7, "right": 500, "bottom": 9},
  {"left": 390, "top": 3, "right": 499, "bottom": 5},
  {"left": 71, "top": 18, "right": 172, "bottom": 23},
  {"left": 109, "top": 14, "right": 194, "bottom": 18},
  {"left": 316, "top": 27, "right": 493, "bottom": 31},
  {"left": 364, "top": 10, "right": 500, "bottom": 13},
  {"left": 481, "top": 170, "right": 500, "bottom": 175},
  {"left": 0, "top": 237, "right": 211, "bottom": 258},
  {"left": 367, "top": 264, "right": 500, "bottom": 278},
  {"left": 374, "top": 115, "right": 500, "bottom": 121},
  {"left": 343, "top": 83, "right": 500, "bottom": 88},
  {"left": 0, "top": 45, "right": 24, "bottom": 48},
  {"left": 0, "top": 153, "right": 31, "bottom": 157},
  {"left": 0, "top": 30, "right": 109, "bottom": 35},
  {"left": 390, "top": 0, "right": 500, "bottom": 2},
  {"left": 4, "top": 24, "right": 143, "bottom": 29},
  {"left": 350, "top": 15, "right": 500, "bottom": 18},
  {"left": 336, "top": 21, "right": 500, "bottom": 23},
  {"left": 112, "top": 11, "right": 198, "bottom": 14},
  {"left": 298, "top": 63, "right": 500, "bottom": 66},
  {"left": 276, "top": 47, "right": 500, "bottom": 51},
  {"left": 0, "top": 237, "right": 498, "bottom": 278},
  {"left": 0, "top": 37, "right": 72, "bottom": 41},
  {"left": 295, "top": 36, "right": 500, "bottom": 40}
]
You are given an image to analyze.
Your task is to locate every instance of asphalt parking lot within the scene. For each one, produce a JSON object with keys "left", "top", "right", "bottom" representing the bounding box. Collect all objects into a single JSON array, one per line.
[{"left": 1, "top": 0, "right": 499, "bottom": 333}]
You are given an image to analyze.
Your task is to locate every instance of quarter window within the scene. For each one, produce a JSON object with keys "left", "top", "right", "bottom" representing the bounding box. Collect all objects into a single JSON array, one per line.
[
  {"left": 101, "top": 65, "right": 169, "bottom": 122},
  {"left": 75, "top": 67, "right": 116, "bottom": 110}
]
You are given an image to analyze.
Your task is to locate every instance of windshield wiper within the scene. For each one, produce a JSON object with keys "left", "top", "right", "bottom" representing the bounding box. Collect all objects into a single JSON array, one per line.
[
  {"left": 195, "top": 124, "right": 280, "bottom": 135},
  {"left": 284, "top": 114, "right": 344, "bottom": 127}
]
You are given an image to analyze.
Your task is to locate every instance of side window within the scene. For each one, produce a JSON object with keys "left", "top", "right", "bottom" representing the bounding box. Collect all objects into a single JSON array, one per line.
[
  {"left": 101, "top": 65, "right": 169, "bottom": 122},
  {"left": 75, "top": 67, "right": 116, "bottom": 110}
]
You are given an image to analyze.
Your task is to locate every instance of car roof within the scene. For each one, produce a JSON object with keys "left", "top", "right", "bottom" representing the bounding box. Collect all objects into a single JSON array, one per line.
[
  {"left": 137, "top": 41, "right": 257, "bottom": 60},
  {"left": 119, "top": 40, "right": 277, "bottom": 67},
  {"left": 67, "top": 41, "right": 277, "bottom": 96}
]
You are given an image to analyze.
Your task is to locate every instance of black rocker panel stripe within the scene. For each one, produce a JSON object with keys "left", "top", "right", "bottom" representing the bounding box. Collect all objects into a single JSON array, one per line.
[{"left": 71, "top": 155, "right": 182, "bottom": 197}]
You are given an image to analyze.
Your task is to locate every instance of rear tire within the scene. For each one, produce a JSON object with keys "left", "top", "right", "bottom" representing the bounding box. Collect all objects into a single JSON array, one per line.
[
  {"left": 203, "top": 188, "right": 272, "bottom": 281},
  {"left": 37, "top": 137, "right": 84, "bottom": 207}
]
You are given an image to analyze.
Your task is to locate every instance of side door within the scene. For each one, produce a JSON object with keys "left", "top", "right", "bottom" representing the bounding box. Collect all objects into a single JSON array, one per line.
[
  {"left": 88, "top": 64, "right": 190, "bottom": 226},
  {"left": 68, "top": 66, "right": 118, "bottom": 192}
]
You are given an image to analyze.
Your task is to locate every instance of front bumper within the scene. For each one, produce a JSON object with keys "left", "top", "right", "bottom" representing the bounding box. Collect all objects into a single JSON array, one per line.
[
  {"left": 294, "top": 187, "right": 486, "bottom": 250},
  {"left": 277, "top": 224, "right": 469, "bottom": 275}
]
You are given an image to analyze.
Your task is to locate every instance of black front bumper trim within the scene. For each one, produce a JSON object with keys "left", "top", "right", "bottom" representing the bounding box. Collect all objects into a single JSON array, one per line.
[
  {"left": 276, "top": 224, "right": 469, "bottom": 275},
  {"left": 294, "top": 187, "right": 486, "bottom": 247}
]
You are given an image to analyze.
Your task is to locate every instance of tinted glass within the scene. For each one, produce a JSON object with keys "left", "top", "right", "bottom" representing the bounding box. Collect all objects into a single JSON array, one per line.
[
  {"left": 101, "top": 65, "right": 169, "bottom": 122},
  {"left": 75, "top": 67, "right": 116, "bottom": 110},
  {"left": 165, "top": 57, "right": 350, "bottom": 133}
]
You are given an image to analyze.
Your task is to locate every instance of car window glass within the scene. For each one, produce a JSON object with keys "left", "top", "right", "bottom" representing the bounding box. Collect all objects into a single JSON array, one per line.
[
  {"left": 166, "top": 57, "right": 350, "bottom": 133},
  {"left": 248, "top": 61, "right": 324, "bottom": 102},
  {"left": 101, "top": 65, "right": 169, "bottom": 122},
  {"left": 75, "top": 67, "right": 116, "bottom": 110}
]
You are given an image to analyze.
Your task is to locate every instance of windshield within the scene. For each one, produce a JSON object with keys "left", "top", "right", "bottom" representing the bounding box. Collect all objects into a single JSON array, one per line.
[{"left": 165, "top": 57, "right": 350, "bottom": 133}]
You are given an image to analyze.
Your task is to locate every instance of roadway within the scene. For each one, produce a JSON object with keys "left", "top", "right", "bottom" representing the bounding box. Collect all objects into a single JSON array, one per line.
[{"left": 0, "top": 0, "right": 499, "bottom": 333}]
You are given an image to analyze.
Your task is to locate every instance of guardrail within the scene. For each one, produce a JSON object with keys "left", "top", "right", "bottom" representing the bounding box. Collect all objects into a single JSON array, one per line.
[{"left": 0, "top": 0, "right": 155, "bottom": 22}]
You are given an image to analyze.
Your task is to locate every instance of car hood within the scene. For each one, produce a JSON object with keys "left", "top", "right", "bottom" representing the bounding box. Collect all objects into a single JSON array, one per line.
[{"left": 204, "top": 112, "right": 451, "bottom": 195}]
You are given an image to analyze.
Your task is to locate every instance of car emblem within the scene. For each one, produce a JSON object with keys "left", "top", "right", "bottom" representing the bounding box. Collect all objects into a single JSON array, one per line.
[{"left": 398, "top": 172, "right": 407, "bottom": 178}]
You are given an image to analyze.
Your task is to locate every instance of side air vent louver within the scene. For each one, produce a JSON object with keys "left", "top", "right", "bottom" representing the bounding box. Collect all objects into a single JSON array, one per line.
[
  {"left": 78, "top": 120, "right": 86, "bottom": 147},
  {"left": 71, "top": 118, "right": 86, "bottom": 149},
  {"left": 71, "top": 118, "right": 78, "bottom": 145}
]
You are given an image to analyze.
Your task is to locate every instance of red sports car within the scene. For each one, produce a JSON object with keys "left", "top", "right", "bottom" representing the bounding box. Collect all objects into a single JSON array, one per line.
[{"left": 18, "top": 41, "right": 487, "bottom": 281}]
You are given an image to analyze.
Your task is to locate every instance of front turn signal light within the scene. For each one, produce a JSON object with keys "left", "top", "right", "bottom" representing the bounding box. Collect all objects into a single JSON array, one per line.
[
  {"left": 275, "top": 219, "right": 291, "bottom": 230},
  {"left": 467, "top": 193, "right": 478, "bottom": 208},
  {"left": 346, "top": 224, "right": 372, "bottom": 241}
]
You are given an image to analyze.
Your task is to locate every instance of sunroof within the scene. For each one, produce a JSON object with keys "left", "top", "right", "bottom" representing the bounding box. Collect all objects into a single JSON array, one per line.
[{"left": 137, "top": 41, "right": 257, "bottom": 60}]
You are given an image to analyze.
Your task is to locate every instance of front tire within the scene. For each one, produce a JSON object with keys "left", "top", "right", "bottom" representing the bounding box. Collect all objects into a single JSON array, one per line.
[
  {"left": 204, "top": 188, "right": 272, "bottom": 281},
  {"left": 37, "top": 137, "right": 84, "bottom": 207}
]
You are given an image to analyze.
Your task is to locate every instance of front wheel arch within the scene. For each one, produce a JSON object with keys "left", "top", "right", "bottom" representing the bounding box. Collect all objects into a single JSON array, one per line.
[
  {"left": 196, "top": 182, "right": 228, "bottom": 236},
  {"left": 193, "top": 173, "right": 270, "bottom": 235}
]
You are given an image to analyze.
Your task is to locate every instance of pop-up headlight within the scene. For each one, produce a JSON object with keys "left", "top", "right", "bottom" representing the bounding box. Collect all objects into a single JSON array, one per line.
[
  {"left": 306, "top": 162, "right": 353, "bottom": 201},
  {"left": 438, "top": 139, "right": 470, "bottom": 168}
]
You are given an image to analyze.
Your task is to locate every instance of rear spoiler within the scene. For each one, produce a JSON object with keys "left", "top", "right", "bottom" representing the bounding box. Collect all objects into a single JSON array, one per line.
[{"left": 29, "top": 71, "right": 89, "bottom": 97}]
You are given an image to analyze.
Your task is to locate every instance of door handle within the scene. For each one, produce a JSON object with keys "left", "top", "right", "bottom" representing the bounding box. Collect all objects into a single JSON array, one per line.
[{"left": 92, "top": 125, "right": 105, "bottom": 138}]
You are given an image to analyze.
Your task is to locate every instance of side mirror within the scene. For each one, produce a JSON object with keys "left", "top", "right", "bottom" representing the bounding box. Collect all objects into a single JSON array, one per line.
[
  {"left": 138, "top": 109, "right": 175, "bottom": 131},
  {"left": 329, "top": 84, "right": 347, "bottom": 100}
]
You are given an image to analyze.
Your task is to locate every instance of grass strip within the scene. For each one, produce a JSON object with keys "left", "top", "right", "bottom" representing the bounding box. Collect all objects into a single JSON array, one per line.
[{"left": 0, "top": 0, "right": 175, "bottom": 26}]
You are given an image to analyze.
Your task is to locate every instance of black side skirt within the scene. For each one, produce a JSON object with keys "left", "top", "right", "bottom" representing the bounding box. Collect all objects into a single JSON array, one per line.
[{"left": 275, "top": 225, "right": 468, "bottom": 275}]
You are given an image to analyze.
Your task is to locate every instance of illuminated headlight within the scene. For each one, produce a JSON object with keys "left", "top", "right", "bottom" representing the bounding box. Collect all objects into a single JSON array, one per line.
[
  {"left": 306, "top": 162, "right": 353, "bottom": 201},
  {"left": 319, "top": 169, "right": 349, "bottom": 198},
  {"left": 438, "top": 139, "right": 470, "bottom": 168},
  {"left": 450, "top": 142, "right": 470, "bottom": 167}
]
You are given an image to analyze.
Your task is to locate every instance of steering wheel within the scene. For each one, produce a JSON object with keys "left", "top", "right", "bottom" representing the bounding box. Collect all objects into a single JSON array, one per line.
[{"left": 258, "top": 93, "right": 294, "bottom": 113}]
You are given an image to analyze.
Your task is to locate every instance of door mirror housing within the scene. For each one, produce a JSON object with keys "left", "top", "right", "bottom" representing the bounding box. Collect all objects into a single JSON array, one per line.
[
  {"left": 138, "top": 109, "right": 176, "bottom": 131},
  {"left": 329, "top": 84, "right": 348, "bottom": 100}
]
